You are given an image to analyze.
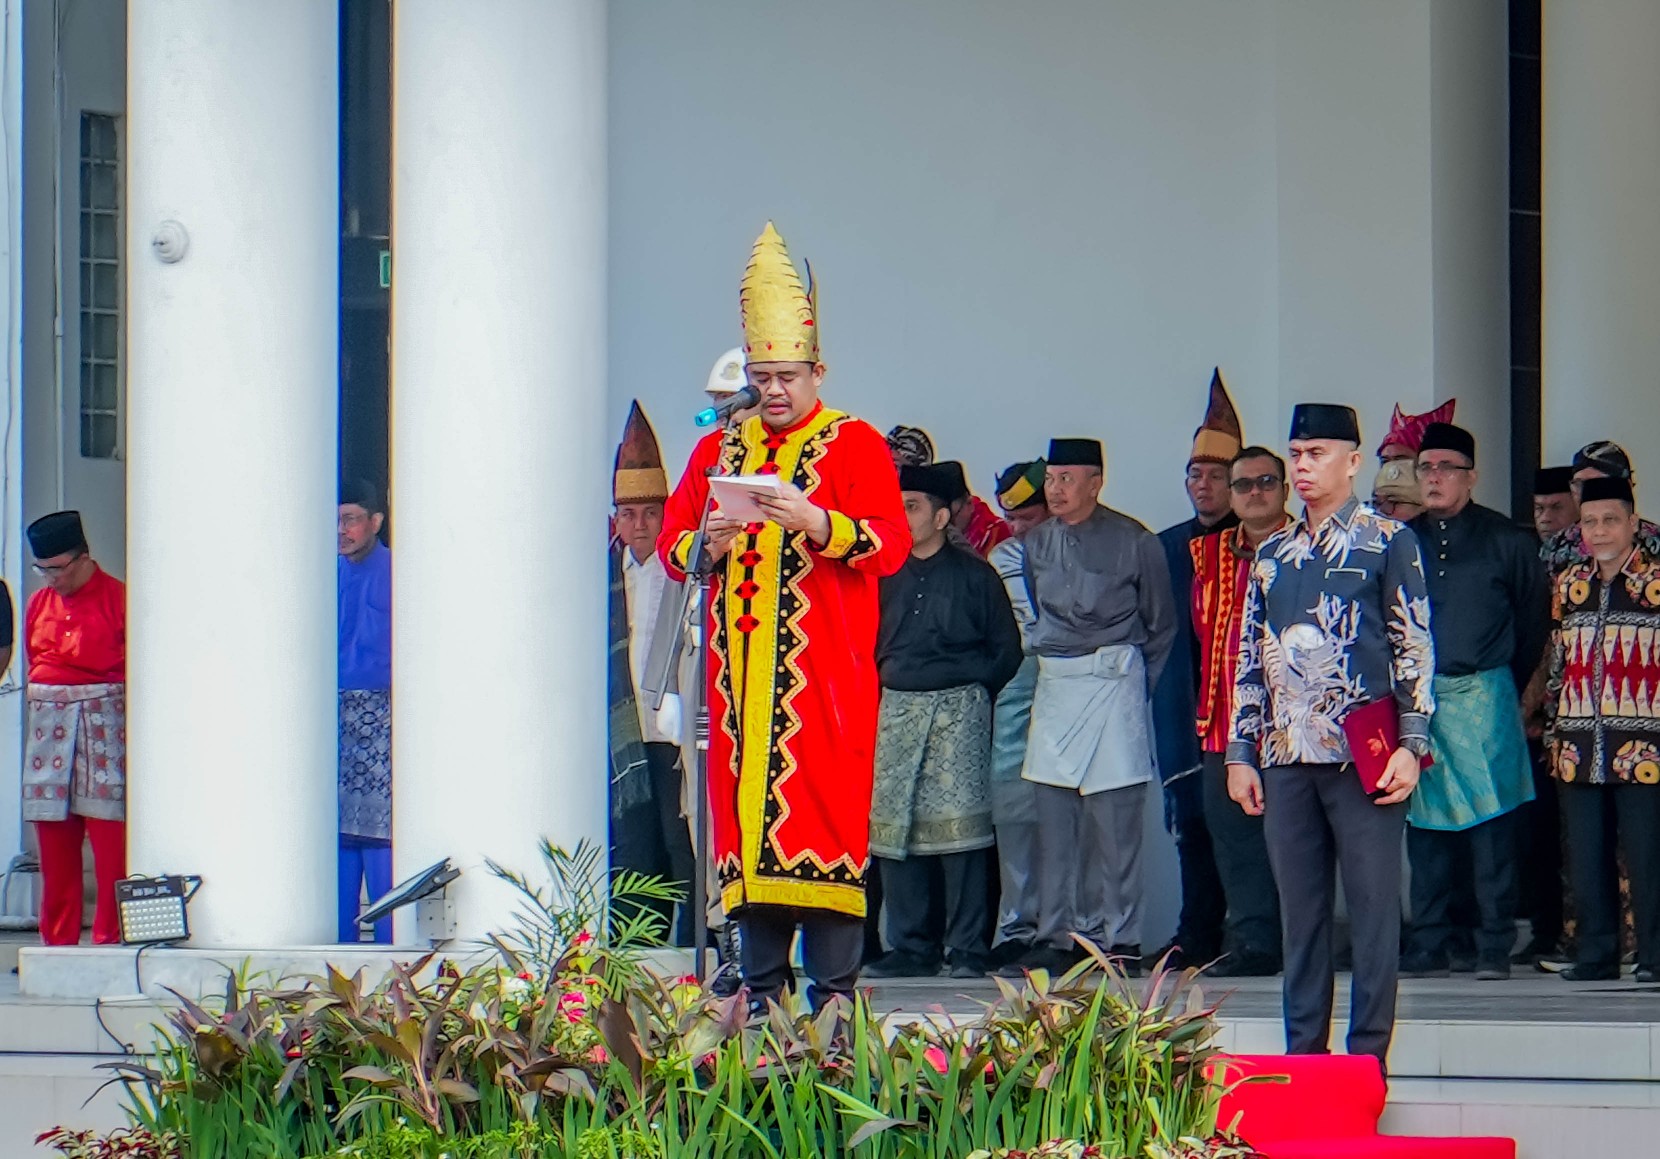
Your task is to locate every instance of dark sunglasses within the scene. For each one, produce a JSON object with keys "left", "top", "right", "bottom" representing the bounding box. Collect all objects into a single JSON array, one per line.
[{"left": 1229, "top": 475, "right": 1283, "bottom": 495}]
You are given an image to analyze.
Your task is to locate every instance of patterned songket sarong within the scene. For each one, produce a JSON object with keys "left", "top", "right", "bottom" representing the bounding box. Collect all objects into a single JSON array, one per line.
[
  {"left": 338, "top": 688, "right": 392, "bottom": 842},
  {"left": 1411, "top": 668, "right": 1534, "bottom": 831},
  {"left": 660, "top": 403, "right": 910, "bottom": 918},
  {"left": 869, "top": 684, "right": 995, "bottom": 859},
  {"left": 22, "top": 683, "right": 126, "bottom": 822}
]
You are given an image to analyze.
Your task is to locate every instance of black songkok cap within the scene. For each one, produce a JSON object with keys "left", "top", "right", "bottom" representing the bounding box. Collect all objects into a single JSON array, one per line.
[
  {"left": 1288, "top": 403, "right": 1361, "bottom": 444},
  {"left": 1419, "top": 422, "right": 1476, "bottom": 464},
  {"left": 1533, "top": 466, "right": 1574, "bottom": 496},
  {"left": 1580, "top": 476, "right": 1635, "bottom": 506},
  {"left": 27, "top": 511, "right": 86, "bottom": 560},
  {"left": 898, "top": 463, "right": 958, "bottom": 505},
  {"left": 340, "top": 478, "right": 384, "bottom": 514},
  {"left": 1047, "top": 438, "right": 1103, "bottom": 469},
  {"left": 1573, "top": 440, "right": 1634, "bottom": 481},
  {"left": 934, "top": 461, "right": 971, "bottom": 504}
]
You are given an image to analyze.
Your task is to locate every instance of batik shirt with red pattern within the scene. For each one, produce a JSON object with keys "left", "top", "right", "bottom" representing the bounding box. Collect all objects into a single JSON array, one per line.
[{"left": 658, "top": 403, "right": 910, "bottom": 918}]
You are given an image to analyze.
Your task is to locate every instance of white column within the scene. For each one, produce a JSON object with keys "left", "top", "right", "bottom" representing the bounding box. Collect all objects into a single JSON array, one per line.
[
  {"left": 126, "top": 3, "right": 338, "bottom": 945},
  {"left": 391, "top": 1, "right": 609, "bottom": 942},
  {"left": 1543, "top": 0, "right": 1660, "bottom": 489}
]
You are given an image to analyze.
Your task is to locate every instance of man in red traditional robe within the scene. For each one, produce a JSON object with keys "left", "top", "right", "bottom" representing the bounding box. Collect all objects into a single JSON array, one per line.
[{"left": 659, "top": 223, "right": 910, "bottom": 1008}]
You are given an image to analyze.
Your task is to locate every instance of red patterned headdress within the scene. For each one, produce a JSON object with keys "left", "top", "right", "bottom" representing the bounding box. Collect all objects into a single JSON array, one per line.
[{"left": 1377, "top": 399, "right": 1456, "bottom": 460}]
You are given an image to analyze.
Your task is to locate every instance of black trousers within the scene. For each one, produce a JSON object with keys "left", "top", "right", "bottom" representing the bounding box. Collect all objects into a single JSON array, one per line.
[
  {"left": 738, "top": 903, "right": 864, "bottom": 1010},
  {"left": 1406, "top": 811, "right": 1519, "bottom": 967},
  {"left": 1517, "top": 739, "right": 1564, "bottom": 948},
  {"left": 609, "top": 744, "right": 699, "bottom": 946},
  {"left": 878, "top": 850, "right": 990, "bottom": 964},
  {"left": 1263, "top": 764, "right": 1406, "bottom": 1065},
  {"left": 1561, "top": 782, "right": 1660, "bottom": 971},
  {"left": 1202, "top": 752, "right": 1281, "bottom": 960},
  {"left": 1170, "top": 771, "right": 1226, "bottom": 961}
]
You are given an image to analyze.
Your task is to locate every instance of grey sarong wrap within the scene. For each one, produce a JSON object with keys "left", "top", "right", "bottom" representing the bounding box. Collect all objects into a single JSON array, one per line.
[
  {"left": 869, "top": 683, "right": 994, "bottom": 859},
  {"left": 1022, "top": 644, "right": 1155, "bottom": 795},
  {"left": 23, "top": 682, "right": 126, "bottom": 822},
  {"left": 339, "top": 688, "right": 392, "bottom": 841}
]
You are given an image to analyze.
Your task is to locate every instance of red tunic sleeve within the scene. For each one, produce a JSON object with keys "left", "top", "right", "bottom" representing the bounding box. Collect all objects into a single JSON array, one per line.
[
  {"left": 809, "top": 419, "right": 911, "bottom": 577},
  {"left": 658, "top": 428, "right": 727, "bottom": 582}
]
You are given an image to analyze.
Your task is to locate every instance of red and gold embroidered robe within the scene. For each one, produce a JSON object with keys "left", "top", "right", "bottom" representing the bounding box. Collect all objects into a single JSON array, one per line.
[{"left": 659, "top": 403, "right": 910, "bottom": 917}]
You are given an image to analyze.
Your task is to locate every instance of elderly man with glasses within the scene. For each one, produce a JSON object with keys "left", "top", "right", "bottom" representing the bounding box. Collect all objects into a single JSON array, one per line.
[
  {"left": 21, "top": 511, "right": 126, "bottom": 945},
  {"left": 1399, "top": 423, "right": 1548, "bottom": 981}
]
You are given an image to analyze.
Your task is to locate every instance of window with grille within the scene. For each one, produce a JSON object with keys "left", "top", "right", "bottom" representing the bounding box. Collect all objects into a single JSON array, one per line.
[{"left": 79, "top": 112, "right": 121, "bottom": 460}]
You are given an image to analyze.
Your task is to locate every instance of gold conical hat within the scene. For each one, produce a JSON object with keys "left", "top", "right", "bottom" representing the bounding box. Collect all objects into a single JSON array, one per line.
[{"left": 740, "top": 222, "right": 819, "bottom": 363}]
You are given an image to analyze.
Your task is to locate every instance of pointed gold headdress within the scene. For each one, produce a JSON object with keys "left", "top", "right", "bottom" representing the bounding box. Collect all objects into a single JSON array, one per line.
[{"left": 740, "top": 222, "right": 819, "bottom": 363}]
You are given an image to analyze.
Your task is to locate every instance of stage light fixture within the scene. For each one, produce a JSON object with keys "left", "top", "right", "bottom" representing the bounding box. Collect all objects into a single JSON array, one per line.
[{"left": 115, "top": 874, "right": 202, "bottom": 945}]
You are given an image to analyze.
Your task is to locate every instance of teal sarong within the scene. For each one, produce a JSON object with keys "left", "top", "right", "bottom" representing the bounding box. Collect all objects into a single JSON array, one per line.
[{"left": 1410, "top": 668, "right": 1534, "bottom": 831}]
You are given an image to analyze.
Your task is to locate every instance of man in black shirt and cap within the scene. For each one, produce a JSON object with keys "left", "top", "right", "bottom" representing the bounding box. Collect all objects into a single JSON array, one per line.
[
  {"left": 1401, "top": 423, "right": 1548, "bottom": 980},
  {"left": 866, "top": 463, "right": 1022, "bottom": 978}
]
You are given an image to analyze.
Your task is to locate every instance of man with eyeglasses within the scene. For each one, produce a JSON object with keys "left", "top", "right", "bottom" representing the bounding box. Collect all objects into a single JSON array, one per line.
[
  {"left": 1400, "top": 424, "right": 1547, "bottom": 981},
  {"left": 337, "top": 479, "right": 393, "bottom": 942},
  {"left": 1191, "top": 446, "right": 1290, "bottom": 977},
  {"left": 1540, "top": 441, "right": 1660, "bottom": 577},
  {"left": 1149, "top": 369, "right": 1241, "bottom": 970},
  {"left": 21, "top": 511, "right": 125, "bottom": 945}
]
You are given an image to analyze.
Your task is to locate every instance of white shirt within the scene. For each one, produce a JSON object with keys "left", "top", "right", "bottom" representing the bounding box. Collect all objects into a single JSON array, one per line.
[{"left": 622, "top": 547, "right": 683, "bottom": 744}]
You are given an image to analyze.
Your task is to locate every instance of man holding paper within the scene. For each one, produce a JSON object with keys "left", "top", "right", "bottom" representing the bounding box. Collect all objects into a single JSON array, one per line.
[
  {"left": 1225, "top": 403, "right": 1434, "bottom": 1067},
  {"left": 658, "top": 222, "right": 910, "bottom": 1010}
]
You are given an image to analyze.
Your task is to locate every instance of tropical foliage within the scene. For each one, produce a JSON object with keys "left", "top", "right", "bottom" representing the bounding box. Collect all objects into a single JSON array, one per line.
[{"left": 40, "top": 841, "right": 1260, "bottom": 1159}]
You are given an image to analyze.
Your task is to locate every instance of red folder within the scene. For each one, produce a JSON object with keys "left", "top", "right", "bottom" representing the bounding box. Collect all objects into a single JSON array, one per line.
[{"left": 1341, "top": 698, "right": 1432, "bottom": 795}]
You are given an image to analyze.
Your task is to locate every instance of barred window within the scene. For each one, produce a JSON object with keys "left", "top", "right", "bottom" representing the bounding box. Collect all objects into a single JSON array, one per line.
[{"left": 79, "top": 112, "right": 121, "bottom": 460}]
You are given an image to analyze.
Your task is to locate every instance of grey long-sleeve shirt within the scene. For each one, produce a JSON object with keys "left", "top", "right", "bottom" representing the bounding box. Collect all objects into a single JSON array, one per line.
[{"left": 1022, "top": 504, "right": 1177, "bottom": 685}]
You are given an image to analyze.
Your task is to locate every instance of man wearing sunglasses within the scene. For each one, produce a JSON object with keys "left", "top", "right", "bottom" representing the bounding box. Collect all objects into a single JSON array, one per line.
[
  {"left": 21, "top": 511, "right": 125, "bottom": 946},
  {"left": 1191, "top": 446, "right": 1291, "bottom": 977}
]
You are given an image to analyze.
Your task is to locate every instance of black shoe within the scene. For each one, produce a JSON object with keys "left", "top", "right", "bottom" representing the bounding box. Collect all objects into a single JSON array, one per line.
[
  {"left": 1399, "top": 954, "right": 1452, "bottom": 979},
  {"left": 1146, "top": 940, "right": 1189, "bottom": 970},
  {"left": 1561, "top": 963, "right": 1621, "bottom": 982},
  {"left": 1449, "top": 953, "right": 1478, "bottom": 974},
  {"left": 947, "top": 954, "right": 989, "bottom": 980},
  {"left": 995, "top": 945, "right": 1076, "bottom": 978},
  {"left": 1207, "top": 951, "right": 1283, "bottom": 978},
  {"left": 989, "top": 940, "right": 1031, "bottom": 969},
  {"left": 862, "top": 951, "right": 942, "bottom": 979},
  {"left": 1474, "top": 961, "right": 1511, "bottom": 981},
  {"left": 1635, "top": 967, "right": 1657, "bottom": 984},
  {"left": 1512, "top": 936, "right": 1563, "bottom": 966}
]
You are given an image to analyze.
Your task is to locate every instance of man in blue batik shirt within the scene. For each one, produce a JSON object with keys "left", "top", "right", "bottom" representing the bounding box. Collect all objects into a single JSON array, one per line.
[
  {"left": 1225, "top": 403, "right": 1434, "bottom": 1068},
  {"left": 338, "top": 479, "right": 393, "bottom": 942}
]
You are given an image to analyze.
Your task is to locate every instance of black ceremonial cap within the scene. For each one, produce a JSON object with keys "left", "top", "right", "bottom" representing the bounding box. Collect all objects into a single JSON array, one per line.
[
  {"left": 27, "top": 511, "right": 87, "bottom": 559},
  {"left": 1047, "top": 438, "right": 1103, "bottom": 469},
  {"left": 1419, "top": 422, "right": 1476, "bottom": 464},
  {"left": 339, "top": 477, "right": 384, "bottom": 514},
  {"left": 996, "top": 460, "right": 1048, "bottom": 510},
  {"left": 934, "top": 461, "right": 971, "bottom": 504},
  {"left": 1573, "top": 440, "right": 1634, "bottom": 481},
  {"left": 898, "top": 463, "right": 958, "bottom": 505},
  {"left": 1288, "top": 403, "right": 1361, "bottom": 444},
  {"left": 1580, "top": 476, "right": 1634, "bottom": 506},
  {"left": 1533, "top": 466, "right": 1574, "bottom": 496}
]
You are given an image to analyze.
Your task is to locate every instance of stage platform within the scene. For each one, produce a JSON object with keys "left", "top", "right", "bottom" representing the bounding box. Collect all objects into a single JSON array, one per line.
[{"left": 3, "top": 954, "right": 1659, "bottom": 1159}]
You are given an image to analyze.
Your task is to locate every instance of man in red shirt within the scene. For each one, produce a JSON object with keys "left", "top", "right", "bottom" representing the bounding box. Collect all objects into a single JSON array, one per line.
[{"left": 21, "top": 511, "right": 126, "bottom": 945}]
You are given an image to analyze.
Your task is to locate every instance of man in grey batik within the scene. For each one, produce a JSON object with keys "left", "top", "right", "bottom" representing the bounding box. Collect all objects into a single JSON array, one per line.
[
  {"left": 1007, "top": 437, "right": 1175, "bottom": 977},
  {"left": 1226, "top": 403, "right": 1435, "bottom": 1067}
]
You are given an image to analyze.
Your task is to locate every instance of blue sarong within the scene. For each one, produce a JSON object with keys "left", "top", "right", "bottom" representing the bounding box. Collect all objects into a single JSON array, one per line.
[
  {"left": 990, "top": 656, "right": 1038, "bottom": 825},
  {"left": 1409, "top": 668, "right": 1533, "bottom": 831}
]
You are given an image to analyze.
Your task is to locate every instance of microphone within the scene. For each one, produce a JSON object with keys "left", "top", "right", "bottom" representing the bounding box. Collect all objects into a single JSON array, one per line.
[{"left": 694, "top": 385, "right": 761, "bottom": 428}]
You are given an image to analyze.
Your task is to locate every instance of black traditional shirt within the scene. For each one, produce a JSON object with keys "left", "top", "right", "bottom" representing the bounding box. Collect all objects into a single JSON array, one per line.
[
  {"left": 1022, "top": 504, "right": 1176, "bottom": 684},
  {"left": 877, "top": 544, "right": 1022, "bottom": 696},
  {"left": 1410, "top": 502, "right": 1549, "bottom": 689},
  {"left": 1227, "top": 497, "right": 1436, "bottom": 770}
]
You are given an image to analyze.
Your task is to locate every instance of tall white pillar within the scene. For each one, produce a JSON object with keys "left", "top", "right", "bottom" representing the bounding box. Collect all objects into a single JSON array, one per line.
[
  {"left": 126, "top": 3, "right": 338, "bottom": 945},
  {"left": 391, "top": 1, "right": 609, "bottom": 942},
  {"left": 1543, "top": 0, "right": 1660, "bottom": 488}
]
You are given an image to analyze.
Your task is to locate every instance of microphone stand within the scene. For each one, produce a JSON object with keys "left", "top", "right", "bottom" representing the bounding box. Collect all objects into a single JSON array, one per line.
[{"left": 646, "top": 448, "right": 725, "bottom": 983}]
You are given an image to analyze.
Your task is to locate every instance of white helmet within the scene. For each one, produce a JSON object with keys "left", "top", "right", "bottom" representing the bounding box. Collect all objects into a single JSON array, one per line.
[{"left": 704, "top": 347, "right": 747, "bottom": 394}]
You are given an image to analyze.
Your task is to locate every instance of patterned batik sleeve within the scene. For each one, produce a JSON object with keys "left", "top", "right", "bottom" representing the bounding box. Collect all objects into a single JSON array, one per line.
[
  {"left": 1225, "top": 565, "right": 1267, "bottom": 770},
  {"left": 1383, "top": 524, "right": 1435, "bottom": 754},
  {"left": 1543, "top": 570, "right": 1570, "bottom": 737}
]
